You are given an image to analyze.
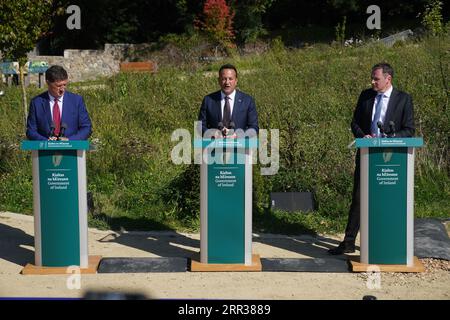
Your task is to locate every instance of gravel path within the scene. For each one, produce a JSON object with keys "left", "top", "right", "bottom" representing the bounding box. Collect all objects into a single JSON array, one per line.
[{"left": 1, "top": 212, "right": 449, "bottom": 300}]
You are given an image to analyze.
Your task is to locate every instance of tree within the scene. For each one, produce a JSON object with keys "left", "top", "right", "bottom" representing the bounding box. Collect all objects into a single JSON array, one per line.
[
  {"left": 421, "top": 0, "right": 444, "bottom": 36},
  {"left": 0, "top": 0, "right": 58, "bottom": 124},
  {"left": 231, "top": 0, "right": 274, "bottom": 44},
  {"left": 44, "top": 0, "right": 197, "bottom": 54},
  {"left": 195, "top": 0, "right": 235, "bottom": 51}
]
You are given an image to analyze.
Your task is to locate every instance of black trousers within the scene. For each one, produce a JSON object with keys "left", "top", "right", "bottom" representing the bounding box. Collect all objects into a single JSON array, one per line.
[{"left": 343, "top": 151, "right": 360, "bottom": 244}]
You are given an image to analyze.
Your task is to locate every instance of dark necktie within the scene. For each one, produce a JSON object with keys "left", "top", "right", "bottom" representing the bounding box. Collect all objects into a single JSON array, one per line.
[
  {"left": 53, "top": 98, "right": 61, "bottom": 136},
  {"left": 222, "top": 96, "right": 231, "bottom": 128}
]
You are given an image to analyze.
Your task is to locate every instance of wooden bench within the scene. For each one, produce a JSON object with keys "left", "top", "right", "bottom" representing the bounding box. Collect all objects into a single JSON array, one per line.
[{"left": 119, "top": 61, "right": 157, "bottom": 73}]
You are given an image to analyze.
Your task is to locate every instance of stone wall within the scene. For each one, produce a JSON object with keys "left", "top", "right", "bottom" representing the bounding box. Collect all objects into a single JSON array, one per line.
[{"left": 22, "top": 43, "right": 155, "bottom": 84}]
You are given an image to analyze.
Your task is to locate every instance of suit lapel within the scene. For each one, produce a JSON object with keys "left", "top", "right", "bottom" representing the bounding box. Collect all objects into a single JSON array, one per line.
[
  {"left": 61, "top": 93, "right": 69, "bottom": 125},
  {"left": 231, "top": 91, "right": 242, "bottom": 122},
  {"left": 384, "top": 88, "right": 398, "bottom": 123},
  {"left": 213, "top": 91, "right": 222, "bottom": 122},
  {"left": 43, "top": 93, "right": 52, "bottom": 126},
  {"left": 365, "top": 92, "right": 376, "bottom": 127}
]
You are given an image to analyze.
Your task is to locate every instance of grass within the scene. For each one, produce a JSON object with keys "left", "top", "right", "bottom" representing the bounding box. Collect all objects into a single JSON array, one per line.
[{"left": 1, "top": 34, "right": 449, "bottom": 235}]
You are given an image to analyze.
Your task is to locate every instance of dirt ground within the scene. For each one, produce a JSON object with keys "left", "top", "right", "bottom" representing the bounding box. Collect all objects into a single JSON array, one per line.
[{"left": 0, "top": 211, "right": 449, "bottom": 300}]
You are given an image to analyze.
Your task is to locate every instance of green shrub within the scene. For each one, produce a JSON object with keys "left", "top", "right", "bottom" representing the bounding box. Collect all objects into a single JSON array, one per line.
[
  {"left": 421, "top": 0, "right": 444, "bottom": 36},
  {"left": 1, "top": 35, "right": 448, "bottom": 233}
]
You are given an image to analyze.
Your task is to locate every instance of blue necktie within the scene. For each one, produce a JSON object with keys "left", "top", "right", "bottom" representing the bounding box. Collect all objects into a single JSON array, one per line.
[{"left": 371, "top": 94, "right": 383, "bottom": 137}]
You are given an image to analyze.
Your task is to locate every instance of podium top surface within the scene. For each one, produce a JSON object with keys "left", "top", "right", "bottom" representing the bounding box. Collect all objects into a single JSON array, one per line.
[
  {"left": 194, "top": 138, "right": 258, "bottom": 149},
  {"left": 355, "top": 137, "right": 423, "bottom": 148},
  {"left": 21, "top": 140, "right": 90, "bottom": 150}
]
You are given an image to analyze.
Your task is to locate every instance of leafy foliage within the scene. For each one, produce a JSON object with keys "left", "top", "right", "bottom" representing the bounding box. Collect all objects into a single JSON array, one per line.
[
  {"left": 0, "top": 0, "right": 56, "bottom": 66},
  {"left": 195, "top": 0, "right": 236, "bottom": 48},
  {"left": 334, "top": 16, "right": 347, "bottom": 46},
  {"left": 0, "top": 1, "right": 63, "bottom": 128},
  {"left": 231, "top": 0, "right": 275, "bottom": 43},
  {"left": 1, "top": 36, "right": 448, "bottom": 234},
  {"left": 421, "top": 0, "right": 445, "bottom": 36}
]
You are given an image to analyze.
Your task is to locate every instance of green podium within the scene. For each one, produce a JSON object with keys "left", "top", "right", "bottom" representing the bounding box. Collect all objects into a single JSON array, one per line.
[
  {"left": 21, "top": 140, "right": 100, "bottom": 274},
  {"left": 351, "top": 137, "right": 425, "bottom": 272},
  {"left": 191, "top": 138, "right": 261, "bottom": 271}
]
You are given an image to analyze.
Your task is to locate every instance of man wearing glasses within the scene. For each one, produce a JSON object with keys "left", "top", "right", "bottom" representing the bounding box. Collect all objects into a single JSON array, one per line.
[{"left": 26, "top": 65, "right": 92, "bottom": 141}]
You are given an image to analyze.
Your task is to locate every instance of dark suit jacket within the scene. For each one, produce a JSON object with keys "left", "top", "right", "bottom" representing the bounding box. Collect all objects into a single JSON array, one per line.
[
  {"left": 351, "top": 87, "right": 414, "bottom": 138},
  {"left": 26, "top": 91, "right": 92, "bottom": 140},
  {"left": 198, "top": 90, "right": 259, "bottom": 134}
]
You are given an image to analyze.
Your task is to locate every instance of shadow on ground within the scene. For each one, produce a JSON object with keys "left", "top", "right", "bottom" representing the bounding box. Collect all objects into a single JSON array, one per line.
[{"left": 0, "top": 223, "right": 34, "bottom": 266}]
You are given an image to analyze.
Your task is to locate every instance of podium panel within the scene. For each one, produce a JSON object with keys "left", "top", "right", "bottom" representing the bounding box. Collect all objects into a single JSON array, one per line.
[
  {"left": 22, "top": 141, "right": 90, "bottom": 268},
  {"left": 207, "top": 159, "right": 245, "bottom": 263},
  {"left": 356, "top": 138, "right": 423, "bottom": 267},
  {"left": 367, "top": 147, "right": 407, "bottom": 264},
  {"left": 197, "top": 138, "right": 257, "bottom": 266},
  {"left": 38, "top": 149, "right": 81, "bottom": 266}
]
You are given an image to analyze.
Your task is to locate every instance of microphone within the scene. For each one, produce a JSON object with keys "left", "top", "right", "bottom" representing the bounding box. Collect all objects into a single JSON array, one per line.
[
  {"left": 388, "top": 121, "right": 396, "bottom": 137},
  {"left": 58, "top": 123, "right": 67, "bottom": 139},
  {"left": 49, "top": 121, "right": 56, "bottom": 138},
  {"left": 377, "top": 121, "right": 386, "bottom": 137},
  {"left": 213, "top": 122, "right": 224, "bottom": 138},
  {"left": 224, "top": 121, "right": 236, "bottom": 138}
]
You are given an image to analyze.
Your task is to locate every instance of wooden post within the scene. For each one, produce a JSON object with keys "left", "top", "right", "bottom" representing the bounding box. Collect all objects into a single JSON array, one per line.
[{"left": 38, "top": 73, "right": 44, "bottom": 88}]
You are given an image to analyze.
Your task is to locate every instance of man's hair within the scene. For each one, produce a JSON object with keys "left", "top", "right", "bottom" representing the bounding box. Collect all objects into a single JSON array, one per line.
[
  {"left": 219, "top": 64, "right": 238, "bottom": 77},
  {"left": 45, "top": 65, "right": 68, "bottom": 82},
  {"left": 372, "top": 63, "right": 394, "bottom": 78}
]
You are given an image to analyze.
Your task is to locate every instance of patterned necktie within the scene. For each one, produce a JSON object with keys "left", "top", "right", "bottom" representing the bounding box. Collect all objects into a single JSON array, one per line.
[
  {"left": 53, "top": 98, "right": 61, "bottom": 136},
  {"left": 371, "top": 94, "right": 383, "bottom": 137},
  {"left": 222, "top": 96, "right": 231, "bottom": 128}
]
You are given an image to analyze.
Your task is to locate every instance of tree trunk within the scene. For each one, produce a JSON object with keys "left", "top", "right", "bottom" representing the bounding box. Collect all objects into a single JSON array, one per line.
[{"left": 19, "top": 64, "right": 28, "bottom": 128}]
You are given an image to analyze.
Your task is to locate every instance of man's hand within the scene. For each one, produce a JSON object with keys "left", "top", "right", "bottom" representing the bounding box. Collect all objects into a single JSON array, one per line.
[
  {"left": 221, "top": 128, "right": 237, "bottom": 138},
  {"left": 363, "top": 134, "right": 373, "bottom": 138},
  {"left": 48, "top": 136, "right": 69, "bottom": 141},
  {"left": 225, "top": 133, "right": 237, "bottom": 139},
  {"left": 222, "top": 127, "right": 230, "bottom": 136},
  {"left": 213, "top": 130, "right": 223, "bottom": 139}
]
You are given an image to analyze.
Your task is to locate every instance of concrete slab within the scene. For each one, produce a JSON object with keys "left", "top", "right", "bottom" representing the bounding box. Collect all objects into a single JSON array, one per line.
[
  {"left": 414, "top": 218, "right": 450, "bottom": 261},
  {"left": 98, "top": 257, "right": 188, "bottom": 273}
]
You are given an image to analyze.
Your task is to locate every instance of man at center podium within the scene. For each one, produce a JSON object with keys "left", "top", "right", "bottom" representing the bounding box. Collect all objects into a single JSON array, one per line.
[
  {"left": 26, "top": 65, "right": 92, "bottom": 141},
  {"left": 198, "top": 64, "right": 259, "bottom": 138}
]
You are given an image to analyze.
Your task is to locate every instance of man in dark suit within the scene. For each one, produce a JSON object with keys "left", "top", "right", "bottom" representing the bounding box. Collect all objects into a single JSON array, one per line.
[
  {"left": 26, "top": 65, "right": 92, "bottom": 141},
  {"left": 329, "top": 62, "right": 415, "bottom": 255},
  {"left": 198, "top": 64, "right": 258, "bottom": 137}
]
